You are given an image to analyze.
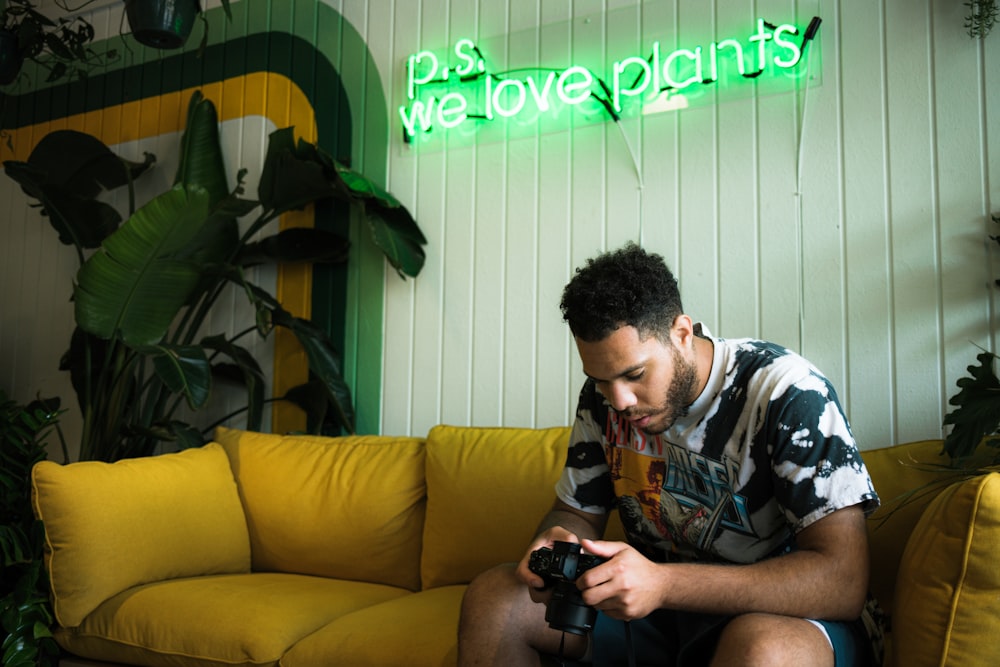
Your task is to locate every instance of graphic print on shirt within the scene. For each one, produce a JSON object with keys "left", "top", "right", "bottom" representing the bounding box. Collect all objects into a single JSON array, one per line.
[{"left": 605, "top": 412, "right": 754, "bottom": 560}]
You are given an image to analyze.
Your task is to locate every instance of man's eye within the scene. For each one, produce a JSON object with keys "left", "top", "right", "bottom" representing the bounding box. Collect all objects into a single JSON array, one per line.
[{"left": 625, "top": 372, "right": 644, "bottom": 382}]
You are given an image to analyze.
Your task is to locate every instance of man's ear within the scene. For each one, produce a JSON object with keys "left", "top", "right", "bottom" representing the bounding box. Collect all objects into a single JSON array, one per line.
[{"left": 671, "top": 314, "right": 695, "bottom": 348}]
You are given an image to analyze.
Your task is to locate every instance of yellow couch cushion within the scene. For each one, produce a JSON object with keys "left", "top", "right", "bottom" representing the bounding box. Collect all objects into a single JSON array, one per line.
[
  {"left": 281, "top": 585, "right": 465, "bottom": 667},
  {"left": 55, "top": 573, "right": 409, "bottom": 667},
  {"left": 421, "top": 425, "right": 570, "bottom": 589},
  {"left": 31, "top": 444, "right": 251, "bottom": 628},
  {"left": 864, "top": 439, "right": 950, "bottom": 618},
  {"left": 214, "top": 427, "right": 426, "bottom": 591},
  {"left": 891, "top": 471, "right": 1000, "bottom": 667}
]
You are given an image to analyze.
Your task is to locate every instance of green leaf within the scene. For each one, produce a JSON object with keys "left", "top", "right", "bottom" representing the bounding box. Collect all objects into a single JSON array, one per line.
[
  {"left": 143, "top": 344, "right": 211, "bottom": 410},
  {"left": 24, "top": 129, "right": 154, "bottom": 200},
  {"left": 335, "top": 161, "right": 400, "bottom": 205},
  {"left": 74, "top": 185, "right": 212, "bottom": 346},
  {"left": 3, "top": 130, "right": 154, "bottom": 250},
  {"left": 175, "top": 90, "right": 229, "bottom": 206},
  {"left": 257, "top": 128, "right": 337, "bottom": 213},
  {"left": 238, "top": 227, "right": 350, "bottom": 266},
  {"left": 270, "top": 307, "right": 355, "bottom": 433},
  {"left": 364, "top": 205, "right": 427, "bottom": 278},
  {"left": 166, "top": 421, "right": 208, "bottom": 450},
  {"left": 202, "top": 334, "right": 265, "bottom": 430},
  {"left": 283, "top": 380, "right": 338, "bottom": 434},
  {"left": 943, "top": 351, "right": 1000, "bottom": 459}
]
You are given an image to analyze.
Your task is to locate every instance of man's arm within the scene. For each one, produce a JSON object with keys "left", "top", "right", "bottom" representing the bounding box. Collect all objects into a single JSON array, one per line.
[{"left": 577, "top": 504, "right": 870, "bottom": 622}]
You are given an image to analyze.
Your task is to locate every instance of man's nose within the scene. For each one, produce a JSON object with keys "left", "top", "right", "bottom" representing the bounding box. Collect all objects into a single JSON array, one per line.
[{"left": 607, "top": 382, "right": 637, "bottom": 412}]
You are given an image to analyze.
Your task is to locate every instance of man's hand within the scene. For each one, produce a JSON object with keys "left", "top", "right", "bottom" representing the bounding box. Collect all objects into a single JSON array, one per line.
[
  {"left": 516, "top": 499, "right": 609, "bottom": 595},
  {"left": 516, "top": 526, "right": 581, "bottom": 603},
  {"left": 574, "top": 539, "right": 668, "bottom": 620}
]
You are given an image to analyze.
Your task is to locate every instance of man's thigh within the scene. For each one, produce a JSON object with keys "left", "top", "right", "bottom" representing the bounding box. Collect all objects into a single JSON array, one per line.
[{"left": 591, "top": 611, "right": 875, "bottom": 667}]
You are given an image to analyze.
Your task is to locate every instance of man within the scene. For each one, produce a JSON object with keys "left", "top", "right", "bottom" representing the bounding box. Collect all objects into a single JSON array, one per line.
[{"left": 458, "top": 243, "right": 883, "bottom": 666}]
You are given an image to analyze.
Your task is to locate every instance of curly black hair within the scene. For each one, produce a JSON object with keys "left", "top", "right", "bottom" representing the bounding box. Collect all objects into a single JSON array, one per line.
[{"left": 560, "top": 242, "right": 683, "bottom": 342}]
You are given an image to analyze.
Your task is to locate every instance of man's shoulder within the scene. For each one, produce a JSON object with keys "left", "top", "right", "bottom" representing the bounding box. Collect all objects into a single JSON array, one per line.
[{"left": 719, "top": 336, "right": 820, "bottom": 380}]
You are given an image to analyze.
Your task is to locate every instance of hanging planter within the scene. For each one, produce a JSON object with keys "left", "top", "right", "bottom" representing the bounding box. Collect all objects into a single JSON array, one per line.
[
  {"left": 0, "top": 28, "right": 22, "bottom": 84},
  {"left": 124, "top": 0, "right": 201, "bottom": 50}
]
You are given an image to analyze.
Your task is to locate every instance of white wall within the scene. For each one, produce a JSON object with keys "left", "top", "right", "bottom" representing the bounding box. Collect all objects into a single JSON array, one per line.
[
  {"left": 376, "top": 0, "right": 1000, "bottom": 449},
  {"left": 1, "top": 0, "right": 997, "bottom": 456}
]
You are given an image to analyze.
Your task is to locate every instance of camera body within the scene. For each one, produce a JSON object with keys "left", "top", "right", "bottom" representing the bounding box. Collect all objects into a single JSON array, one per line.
[{"left": 528, "top": 541, "right": 606, "bottom": 635}]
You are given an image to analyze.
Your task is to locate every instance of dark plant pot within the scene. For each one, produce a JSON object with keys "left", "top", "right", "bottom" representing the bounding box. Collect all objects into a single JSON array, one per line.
[
  {"left": 125, "top": 0, "right": 201, "bottom": 50},
  {"left": 0, "top": 29, "right": 24, "bottom": 85}
]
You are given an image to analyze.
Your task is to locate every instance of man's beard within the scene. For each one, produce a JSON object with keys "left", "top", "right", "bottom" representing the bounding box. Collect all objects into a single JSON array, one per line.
[{"left": 624, "top": 345, "right": 700, "bottom": 435}]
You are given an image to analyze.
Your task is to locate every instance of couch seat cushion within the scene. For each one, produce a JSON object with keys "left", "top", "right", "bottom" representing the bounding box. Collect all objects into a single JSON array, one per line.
[
  {"left": 32, "top": 443, "right": 251, "bottom": 628},
  {"left": 891, "top": 471, "right": 1000, "bottom": 667},
  {"left": 281, "top": 585, "right": 466, "bottom": 667},
  {"left": 55, "top": 573, "right": 411, "bottom": 667},
  {"left": 421, "top": 425, "right": 570, "bottom": 589},
  {"left": 215, "top": 427, "right": 426, "bottom": 591}
]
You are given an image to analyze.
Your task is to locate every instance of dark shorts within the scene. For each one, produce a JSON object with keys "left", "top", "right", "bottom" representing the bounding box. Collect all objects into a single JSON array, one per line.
[{"left": 591, "top": 609, "right": 879, "bottom": 667}]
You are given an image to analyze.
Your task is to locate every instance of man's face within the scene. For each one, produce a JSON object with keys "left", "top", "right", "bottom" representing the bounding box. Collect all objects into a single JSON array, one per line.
[{"left": 576, "top": 324, "right": 699, "bottom": 435}]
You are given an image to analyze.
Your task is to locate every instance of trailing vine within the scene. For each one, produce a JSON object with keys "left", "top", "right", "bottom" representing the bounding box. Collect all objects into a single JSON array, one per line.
[{"left": 966, "top": 0, "right": 998, "bottom": 38}]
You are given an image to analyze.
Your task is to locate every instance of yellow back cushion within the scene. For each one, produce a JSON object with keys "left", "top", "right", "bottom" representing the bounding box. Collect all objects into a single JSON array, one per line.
[
  {"left": 214, "top": 427, "right": 426, "bottom": 591},
  {"left": 420, "top": 425, "right": 570, "bottom": 589},
  {"left": 864, "top": 439, "right": 949, "bottom": 618},
  {"left": 31, "top": 444, "right": 251, "bottom": 628},
  {"left": 891, "top": 472, "right": 1000, "bottom": 667}
]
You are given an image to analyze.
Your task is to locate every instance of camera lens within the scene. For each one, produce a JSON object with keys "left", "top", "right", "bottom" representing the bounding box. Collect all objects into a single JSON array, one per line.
[{"left": 544, "top": 581, "right": 598, "bottom": 635}]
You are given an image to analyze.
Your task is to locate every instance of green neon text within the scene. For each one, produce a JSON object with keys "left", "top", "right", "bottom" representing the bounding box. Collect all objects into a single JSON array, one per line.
[{"left": 400, "top": 18, "right": 816, "bottom": 140}]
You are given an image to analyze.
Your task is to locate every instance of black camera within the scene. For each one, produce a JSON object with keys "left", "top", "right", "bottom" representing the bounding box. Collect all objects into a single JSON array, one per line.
[{"left": 528, "top": 541, "right": 606, "bottom": 635}]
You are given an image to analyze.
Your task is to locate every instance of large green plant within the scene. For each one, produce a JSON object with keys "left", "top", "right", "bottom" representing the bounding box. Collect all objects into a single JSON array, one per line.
[
  {"left": 4, "top": 90, "right": 426, "bottom": 461},
  {"left": 0, "top": 391, "right": 62, "bottom": 667}
]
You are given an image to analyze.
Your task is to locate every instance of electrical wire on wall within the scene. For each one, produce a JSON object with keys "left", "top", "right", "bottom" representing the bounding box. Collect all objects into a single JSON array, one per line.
[{"left": 793, "top": 16, "right": 824, "bottom": 352}]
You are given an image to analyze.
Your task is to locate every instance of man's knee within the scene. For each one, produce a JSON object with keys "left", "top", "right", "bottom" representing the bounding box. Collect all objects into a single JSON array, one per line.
[
  {"left": 458, "top": 563, "right": 588, "bottom": 666},
  {"left": 461, "top": 563, "right": 522, "bottom": 623},
  {"left": 712, "top": 613, "right": 834, "bottom": 667}
]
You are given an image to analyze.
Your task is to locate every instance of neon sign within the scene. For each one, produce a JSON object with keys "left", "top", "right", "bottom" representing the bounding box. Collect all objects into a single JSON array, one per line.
[{"left": 400, "top": 17, "right": 821, "bottom": 144}]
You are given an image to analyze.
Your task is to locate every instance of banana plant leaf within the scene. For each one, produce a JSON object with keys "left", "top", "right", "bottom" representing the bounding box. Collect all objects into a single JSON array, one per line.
[
  {"left": 257, "top": 127, "right": 337, "bottom": 213},
  {"left": 257, "top": 127, "right": 426, "bottom": 277},
  {"left": 201, "top": 334, "right": 265, "bottom": 431},
  {"left": 142, "top": 343, "right": 211, "bottom": 410},
  {"left": 74, "top": 185, "right": 212, "bottom": 346},
  {"left": 363, "top": 202, "right": 427, "bottom": 279},
  {"left": 175, "top": 90, "right": 229, "bottom": 206},
  {"left": 283, "top": 379, "right": 343, "bottom": 434},
  {"left": 269, "top": 306, "right": 355, "bottom": 433},
  {"left": 237, "top": 227, "right": 351, "bottom": 266},
  {"left": 2, "top": 130, "right": 154, "bottom": 250}
]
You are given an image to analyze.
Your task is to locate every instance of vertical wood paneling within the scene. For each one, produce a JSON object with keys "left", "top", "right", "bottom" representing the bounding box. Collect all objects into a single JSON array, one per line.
[
  {"left": 885, "top": 0, "right": 944, "bottom": 443},
  {"left": 842, "top": 0, "right": 897, "bottom": 447},
  {"left": 381, "top": 0, "right": 421, "bottom": 435}
]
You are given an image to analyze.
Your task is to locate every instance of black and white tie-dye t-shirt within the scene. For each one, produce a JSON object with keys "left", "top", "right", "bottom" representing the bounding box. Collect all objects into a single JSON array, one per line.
[{"left": 555, "top": 329, "right": 880, "bottom": 565}]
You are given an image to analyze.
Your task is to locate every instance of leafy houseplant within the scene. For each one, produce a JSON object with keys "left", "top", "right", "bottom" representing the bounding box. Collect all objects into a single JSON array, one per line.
[
  {"left": 0, "top": 391, "right": 63, "bottom": 667},
  {"left": 0, "top": 0, "right": 111, "bottom": 85},
  {"left": 933, "top": 214, "right": 1000, "bottom": 462},
  {"left": 4, "top": 90, "right": 427, "bottom": 462},
  {"left": 966, "top": 0, "right": 999, "bottom": 38}
]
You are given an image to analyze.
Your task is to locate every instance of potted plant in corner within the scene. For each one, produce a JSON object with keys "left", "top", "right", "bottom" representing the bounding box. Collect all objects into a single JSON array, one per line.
[
  {"left": 942, "top": 213, "right": 1000, "bottom": 464},
  {"left": 0, "top": 0, "right": 111, "bottom": 85},
  {"left": 124, "top": 0, "right": 231, "bottom": 50},
  {"left": 0, "top": 391, "right": 64, "bottom": 667},
  {"left": 3, "top": 89, "right": 427, "bottom": 462}
]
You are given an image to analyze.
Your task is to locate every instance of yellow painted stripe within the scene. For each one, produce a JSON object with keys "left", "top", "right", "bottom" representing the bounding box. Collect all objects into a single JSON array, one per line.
[{"left": 2, "top": 72, "right": 314, "bottom": 434}]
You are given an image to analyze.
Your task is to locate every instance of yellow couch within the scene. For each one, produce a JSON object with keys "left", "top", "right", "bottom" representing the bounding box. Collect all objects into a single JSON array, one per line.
[{"left": 30, "top": 426, "right": 1000, "bottom": 667}]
